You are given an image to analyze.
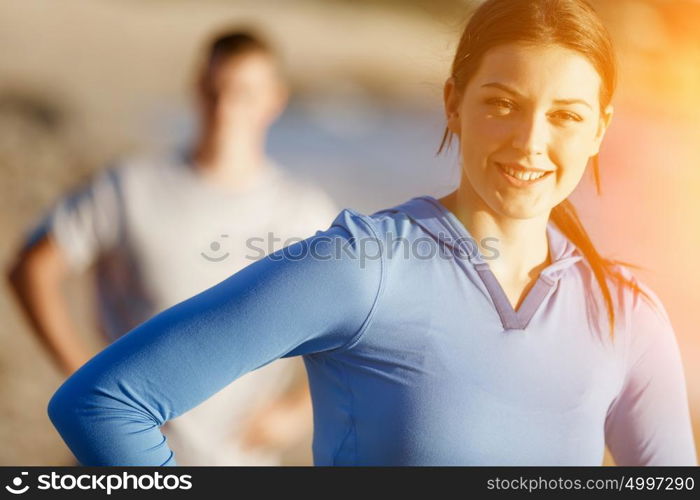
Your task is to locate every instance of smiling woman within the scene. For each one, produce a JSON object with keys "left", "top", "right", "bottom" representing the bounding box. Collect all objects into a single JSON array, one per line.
[
  {"left": 47, "top": 0, "right": 697, "bottom": 466},
  {"left": 437, "top": 0, "right": 631, "bottom": 335},
  {"left": 439, "top": 40, "right": 617, "bottom": 314}
]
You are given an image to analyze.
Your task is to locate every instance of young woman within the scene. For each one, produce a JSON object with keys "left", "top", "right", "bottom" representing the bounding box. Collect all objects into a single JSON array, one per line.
[{"left": 47, "top": 0, "right": 697, "bottom": 466}]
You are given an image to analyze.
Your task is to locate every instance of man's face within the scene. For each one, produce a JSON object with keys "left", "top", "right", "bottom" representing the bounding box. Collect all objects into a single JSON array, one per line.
[{"left": 206, "top": 51, "right": 287, "bottom": 130}]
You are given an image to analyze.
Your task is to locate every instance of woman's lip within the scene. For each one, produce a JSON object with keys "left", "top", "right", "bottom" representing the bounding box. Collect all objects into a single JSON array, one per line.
[
  {"left": 496, "top": 162, "right": 552, "bottom": 173},
  {"left": 496, "top": 162, "right": 553, "bottom": 187}
]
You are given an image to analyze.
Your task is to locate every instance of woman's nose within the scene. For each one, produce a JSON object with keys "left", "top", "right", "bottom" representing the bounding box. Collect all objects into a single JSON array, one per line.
[{"left": 510, "top": 114, "right": 548, "bottom": 156}]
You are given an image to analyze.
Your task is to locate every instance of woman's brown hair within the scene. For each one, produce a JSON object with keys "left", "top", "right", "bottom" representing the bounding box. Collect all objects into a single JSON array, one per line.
[{"left": 438, "top": 0, "right": 652, "bottom": 339}]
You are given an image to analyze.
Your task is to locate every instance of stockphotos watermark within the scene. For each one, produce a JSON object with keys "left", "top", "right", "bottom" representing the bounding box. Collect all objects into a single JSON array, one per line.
[
  {"left": 200, "top": 231, "right": 500, "bottom": 267},
  {"left": 4, "top": 470, "right": 192, "bottom": 495}
]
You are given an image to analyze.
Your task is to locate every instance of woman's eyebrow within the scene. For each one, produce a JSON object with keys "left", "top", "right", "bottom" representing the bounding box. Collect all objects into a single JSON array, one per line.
[{"left": 480, "top": 82, "right": 593, "bottom": 110}]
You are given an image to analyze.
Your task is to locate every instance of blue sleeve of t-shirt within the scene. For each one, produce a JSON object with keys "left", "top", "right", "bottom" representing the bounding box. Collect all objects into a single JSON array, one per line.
[
  {"left": 604, "top": 281, "right": 698, "bottom": 466},
  {"left": 47, "top": 209, "right": 383, "bottom": 466}
]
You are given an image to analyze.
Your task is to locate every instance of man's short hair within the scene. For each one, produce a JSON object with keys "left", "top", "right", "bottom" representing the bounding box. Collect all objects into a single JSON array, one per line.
[
  {"left": 206, "top": 29, "right": 273, "bottom": 68},
  {"left": 198, "top": 28, "right": 277, "bottom": 102}
]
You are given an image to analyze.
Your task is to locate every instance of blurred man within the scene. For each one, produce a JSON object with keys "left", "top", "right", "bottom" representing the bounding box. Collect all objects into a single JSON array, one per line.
[{"left": 7, "top": 29, "right": 338, "bottom": 465}]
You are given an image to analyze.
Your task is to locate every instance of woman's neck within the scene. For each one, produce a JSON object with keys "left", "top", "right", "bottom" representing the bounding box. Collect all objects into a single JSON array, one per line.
[{"left": 438, "top": 183, "right": 552, "bottom": 284}]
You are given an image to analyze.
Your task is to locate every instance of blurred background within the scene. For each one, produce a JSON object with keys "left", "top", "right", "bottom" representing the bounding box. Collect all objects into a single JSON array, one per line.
[{"left": 0, "top": 0, "right": 698, "bottom": 465}]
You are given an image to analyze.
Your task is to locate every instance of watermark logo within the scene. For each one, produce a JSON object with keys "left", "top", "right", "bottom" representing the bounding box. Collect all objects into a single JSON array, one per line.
[
  {"left": 201, "top": 234, "right": 230, "bottom": 262},
  {"left": 5, "top": 472, "right": 29, "bottom": 495},
  {"left": 200, "top": 230, "right": 500, "bottom": 267}
]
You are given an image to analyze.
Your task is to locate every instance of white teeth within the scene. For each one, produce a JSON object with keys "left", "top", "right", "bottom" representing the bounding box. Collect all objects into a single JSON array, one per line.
[{"left": 501, "top": 165, "right": 547, "bottom": 181}]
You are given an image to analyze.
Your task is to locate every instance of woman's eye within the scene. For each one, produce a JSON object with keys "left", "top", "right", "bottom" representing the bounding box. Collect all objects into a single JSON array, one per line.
[
  {"left": 553, "top": 111, "right": 582, "bottom": 122},
  {"left": 486, "top": 98, "right": 515, "bottom": 114},
  {"left": 484, "top": 99, "right": 582, "bottom": 123}
]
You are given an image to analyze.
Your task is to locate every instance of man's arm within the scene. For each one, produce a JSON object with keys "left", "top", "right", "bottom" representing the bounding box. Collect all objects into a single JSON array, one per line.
[
  {"left": 8, "top": 164, "right": 124, "bottom": 376},
  {"left": 6, "top": 233, "right": 94, "bottom": 376}
]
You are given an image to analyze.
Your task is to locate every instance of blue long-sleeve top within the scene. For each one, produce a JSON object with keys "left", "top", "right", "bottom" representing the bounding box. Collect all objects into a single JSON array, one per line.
[{"left": 47, "top": 195, "right": 697, "bottom": 465}]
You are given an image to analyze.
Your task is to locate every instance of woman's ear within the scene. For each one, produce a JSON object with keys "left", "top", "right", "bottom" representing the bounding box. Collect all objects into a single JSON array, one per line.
[
  {"left": 444, "top": 77, "right": 462, "bottom": 135},
  {"left": 591, "top": 104, "right": 613, "bottom": 156}
]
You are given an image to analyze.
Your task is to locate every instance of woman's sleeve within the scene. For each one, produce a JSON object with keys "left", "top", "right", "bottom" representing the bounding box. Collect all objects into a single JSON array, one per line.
[
  {"left": 604, "top": 285, "right": 698, "bottom": 466},
  {"left": 47, "top": 209, "right": 384, "bottom": 466}
]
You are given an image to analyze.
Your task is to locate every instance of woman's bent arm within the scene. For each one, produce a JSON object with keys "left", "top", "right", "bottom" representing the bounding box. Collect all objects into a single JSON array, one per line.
[{"left": 47, "top": 211, "right": 383, "bottom": 465}]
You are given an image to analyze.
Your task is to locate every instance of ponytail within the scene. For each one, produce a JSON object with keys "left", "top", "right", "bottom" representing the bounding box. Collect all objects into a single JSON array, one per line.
[{"left": 549, "top": 155, "right": 653, "bottom": 339}]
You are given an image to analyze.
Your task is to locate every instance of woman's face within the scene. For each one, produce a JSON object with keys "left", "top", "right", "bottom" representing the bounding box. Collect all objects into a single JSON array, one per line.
[{"left": 444, "top": 42, "right": 613, "bottom": 219}]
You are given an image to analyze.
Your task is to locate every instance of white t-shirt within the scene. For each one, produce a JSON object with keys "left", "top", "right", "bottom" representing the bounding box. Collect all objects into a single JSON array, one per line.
[{"left": 31, "top": 151, "right": 339, "bottom": 465}]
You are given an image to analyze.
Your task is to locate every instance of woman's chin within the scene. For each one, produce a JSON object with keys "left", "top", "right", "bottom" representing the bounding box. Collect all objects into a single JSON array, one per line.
[{"left": 493, "top": 200, "right": 549, "bottom": 220}]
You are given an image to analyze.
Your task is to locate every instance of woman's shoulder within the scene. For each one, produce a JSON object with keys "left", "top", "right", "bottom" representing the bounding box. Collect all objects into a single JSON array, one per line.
[
  {"left": 326, "top": 207, "right": 380, "bottom": 238},
  {"left": 602, "top": 261, "right": 677, "bottom": 351},
  {"left": 326, "top": 196, "right": 436, "bottom": 242},
  {"left": 603, "top": 262, "right": 667, "bottom": 316},
  {"left": 330, "top": 202, "right": 413, "bottom": 241}
]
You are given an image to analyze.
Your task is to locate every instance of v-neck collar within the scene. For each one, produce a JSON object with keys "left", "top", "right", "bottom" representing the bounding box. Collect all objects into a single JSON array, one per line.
[{"left": 375, "top": 195, "right": 584, "bottom": 331}]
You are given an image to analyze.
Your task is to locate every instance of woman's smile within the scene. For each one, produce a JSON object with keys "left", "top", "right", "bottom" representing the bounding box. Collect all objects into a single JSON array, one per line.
[{"left": 495, "top": 161, "right": 554, "bottom": 188}]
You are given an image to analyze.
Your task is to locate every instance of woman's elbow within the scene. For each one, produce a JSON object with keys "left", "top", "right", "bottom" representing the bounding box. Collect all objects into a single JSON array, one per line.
[
  {"left": 47, "top": 377, "right": 84, "bottom": 439},
  {"left": 46, "top": 371, "right": 105, "bottom": 448}
]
